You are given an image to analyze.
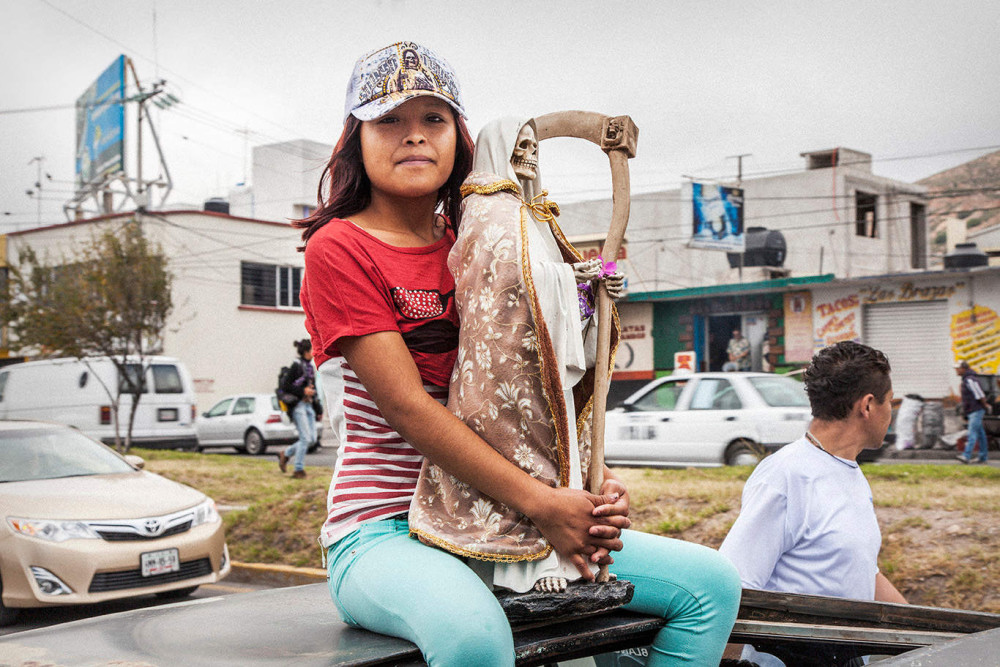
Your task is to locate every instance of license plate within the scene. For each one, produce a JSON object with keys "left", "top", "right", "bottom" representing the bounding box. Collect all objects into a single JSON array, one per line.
[
  {"left": 141, "top": 548, "right": 180, "bottom": 577},
  {"left": 158, "top": 408, "right": 179, "bottom": 422}
]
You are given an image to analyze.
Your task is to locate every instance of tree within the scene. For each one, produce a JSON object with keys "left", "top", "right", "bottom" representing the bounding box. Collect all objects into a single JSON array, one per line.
[{"left": 1, "top": 219, "right": 173, "bottom": 452}]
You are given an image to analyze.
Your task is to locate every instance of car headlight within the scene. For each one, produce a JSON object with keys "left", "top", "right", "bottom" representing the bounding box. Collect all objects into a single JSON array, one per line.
[
  {"left": 7, "top": 517, "right": 100, "bottom": 542},
  {"left": 191, "top": 498, "right": 221, "bottom": 527}
]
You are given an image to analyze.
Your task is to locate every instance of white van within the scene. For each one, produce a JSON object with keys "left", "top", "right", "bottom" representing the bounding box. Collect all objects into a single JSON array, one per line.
[{"left": 0, "top": 356, "right": 198, "bottom": 449}]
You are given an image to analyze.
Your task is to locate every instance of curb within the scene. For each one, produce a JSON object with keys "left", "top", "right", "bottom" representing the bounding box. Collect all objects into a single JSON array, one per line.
[{"left": 228, "top": 561, "right": 327, "bottom": 588}]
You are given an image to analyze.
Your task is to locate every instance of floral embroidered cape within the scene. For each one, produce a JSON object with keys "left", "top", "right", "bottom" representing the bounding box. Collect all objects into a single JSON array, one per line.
[{"left": 408, "top": 172, "right": 620, "bottom": 562}]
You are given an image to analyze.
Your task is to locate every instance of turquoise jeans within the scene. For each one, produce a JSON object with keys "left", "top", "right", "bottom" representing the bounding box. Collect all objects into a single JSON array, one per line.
[{"left": 327, "top": 517, "right": 741, "bottom": 666}]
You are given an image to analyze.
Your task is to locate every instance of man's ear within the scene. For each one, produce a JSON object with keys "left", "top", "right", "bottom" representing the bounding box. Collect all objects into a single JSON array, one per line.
[{"left": 857, "top": 393, "right": 875, "bottom": 418}]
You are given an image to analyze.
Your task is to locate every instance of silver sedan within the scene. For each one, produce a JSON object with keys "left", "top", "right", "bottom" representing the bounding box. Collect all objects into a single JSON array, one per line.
[{"left": 195, "top": 394, "right": 323, "bottom": 456}]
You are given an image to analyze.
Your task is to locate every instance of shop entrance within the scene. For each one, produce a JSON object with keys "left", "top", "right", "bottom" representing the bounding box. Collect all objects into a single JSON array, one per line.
[
  {"left": 706, "top": 313, "right": 768, "bottom": 372},
  {"left": 707, "top": 315, "right": 742, "bottom": 371}
]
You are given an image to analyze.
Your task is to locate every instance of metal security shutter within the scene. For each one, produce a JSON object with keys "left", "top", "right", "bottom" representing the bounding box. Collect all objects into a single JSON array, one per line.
[{"left": 862, "top": 301, "right": 951, "bottom": 398}]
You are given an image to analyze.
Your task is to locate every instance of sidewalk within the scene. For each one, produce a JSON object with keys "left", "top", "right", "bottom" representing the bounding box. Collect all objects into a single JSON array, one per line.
[{"left": 228, "top": 561, "right": 326, "bottom": 588}]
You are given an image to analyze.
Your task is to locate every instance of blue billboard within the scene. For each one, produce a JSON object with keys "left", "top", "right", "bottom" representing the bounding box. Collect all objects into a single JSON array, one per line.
[
  {"left": 689, "top": 182, "right": 745, "bottom": 252},
  {"left": 75, "top": 55, "right": 126, "bottom": 189}
]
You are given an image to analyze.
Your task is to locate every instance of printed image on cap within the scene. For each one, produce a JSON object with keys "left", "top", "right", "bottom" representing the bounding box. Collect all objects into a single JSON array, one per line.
[{"left": 345, "top": 41, "right": 466, "bottom": 122}]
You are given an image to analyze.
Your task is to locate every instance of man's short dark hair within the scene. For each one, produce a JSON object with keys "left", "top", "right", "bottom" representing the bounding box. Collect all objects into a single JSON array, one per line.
[{"left": 804, "top": 341, "right": 892, "bottom": 420}]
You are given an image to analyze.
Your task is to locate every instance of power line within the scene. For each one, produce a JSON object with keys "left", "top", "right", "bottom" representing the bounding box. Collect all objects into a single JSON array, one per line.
[
  {"left": 0, "top": 103, "right": 76, "bottom": 115},
  {"left": 37, "top": 0, "right": 305, "bottom": 140}
]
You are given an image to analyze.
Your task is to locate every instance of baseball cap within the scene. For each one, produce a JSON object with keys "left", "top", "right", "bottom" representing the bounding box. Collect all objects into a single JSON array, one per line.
[{"left": 343, "top": 41, "right": 467, "bottom": 123}]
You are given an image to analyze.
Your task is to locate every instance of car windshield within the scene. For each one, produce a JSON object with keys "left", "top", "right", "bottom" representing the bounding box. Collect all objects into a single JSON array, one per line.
[
  {"left": 630, "top": 381, "right": 685, "bottom": 411},
  {"left": 0, "top": 427, "right": 136, "bottom": 483},
  {"left": 748, "top": 376, "right": 810, "bottom": 407}
]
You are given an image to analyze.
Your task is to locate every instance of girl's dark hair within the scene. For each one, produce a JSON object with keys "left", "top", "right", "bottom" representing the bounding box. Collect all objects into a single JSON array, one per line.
[
  {"left": 294, "top": 338, "right": 312, "bottom": 357},
  {"left": 293, "top": 109, "right": 475, "bottom": 249},
  {"left": 804, "top": 341, "right": 892, "bottom": 420}
]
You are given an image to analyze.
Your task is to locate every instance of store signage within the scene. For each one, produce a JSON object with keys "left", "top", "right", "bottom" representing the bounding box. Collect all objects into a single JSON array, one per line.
[{"left": 859, "top": 281, "right": 963, "bottom": 304}]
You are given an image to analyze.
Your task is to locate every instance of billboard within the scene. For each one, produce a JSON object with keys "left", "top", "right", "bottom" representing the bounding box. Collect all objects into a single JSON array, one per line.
[
  {"left": 688, "top": 182, "right": 744, "bottom": 252},
  {"left": 75, "top": 55, "right": 126, "bottom": 190}
]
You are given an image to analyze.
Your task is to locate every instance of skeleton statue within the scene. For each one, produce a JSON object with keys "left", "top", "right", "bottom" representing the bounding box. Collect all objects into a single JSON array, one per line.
[{"left": 408, "top": 117, "right": 624, "bottom": 596}]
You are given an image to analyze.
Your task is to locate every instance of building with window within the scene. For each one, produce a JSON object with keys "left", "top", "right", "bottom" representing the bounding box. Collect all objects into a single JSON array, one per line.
[
  {"left": 560, "top": 147, "right": 928, "bottom": 293},
  {"left": 3, "top": 210, "right": 308, "bottom": 409},
  {"left": 560, "top": 147, "right": 931, "bottom": 387},
  {"left": 228, "top": 140, "right": 332, "bottom": 223}
]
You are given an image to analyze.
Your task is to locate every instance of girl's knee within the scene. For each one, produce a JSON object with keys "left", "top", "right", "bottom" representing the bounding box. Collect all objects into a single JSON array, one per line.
[
  {"left": 423, "top": 613, "right": 514, "bottom": 667},
  {"left": 699, "top": 550, "right": 742, "bottom": 618}
]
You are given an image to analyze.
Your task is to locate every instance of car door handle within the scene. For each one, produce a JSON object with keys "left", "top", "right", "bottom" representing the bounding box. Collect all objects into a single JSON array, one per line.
[
  {"left": 660, "top": 417, "right": 671, "bottom": 422},
  {"left": 726, "top": 416, "right": 736, "bottom": 421}
]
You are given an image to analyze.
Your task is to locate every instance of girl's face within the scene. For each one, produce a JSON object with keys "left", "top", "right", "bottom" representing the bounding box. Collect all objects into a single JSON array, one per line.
[{"left": 360, "top": 96, "right": 457, "bottom": 202}]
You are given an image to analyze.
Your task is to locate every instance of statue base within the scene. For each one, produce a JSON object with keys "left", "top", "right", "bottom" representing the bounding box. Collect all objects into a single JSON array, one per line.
[{"left": 496, "top": 579, "right": 634, "bottom": 624}]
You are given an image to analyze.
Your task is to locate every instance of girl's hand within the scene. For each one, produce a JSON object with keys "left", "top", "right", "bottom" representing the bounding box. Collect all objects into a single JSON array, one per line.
[
  {"left": 587, "top": 476, "right": 631, "bottom": 564},
  {"left": 593, "top": 477, "right": 630, "bottom": 519},
  {"left": 528, "top": 486, "right": 624, "bottom": 581}
]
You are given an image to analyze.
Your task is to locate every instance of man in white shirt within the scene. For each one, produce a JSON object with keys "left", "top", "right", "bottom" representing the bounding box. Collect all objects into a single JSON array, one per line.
[{"left": 720, "top": 341, "right": 906, "bottom": 666}]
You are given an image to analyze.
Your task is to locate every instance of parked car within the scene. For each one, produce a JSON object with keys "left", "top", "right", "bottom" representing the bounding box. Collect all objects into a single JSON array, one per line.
[
  {"left": 0, "top": 356, "right": 198, "bottom": 449},
  {"left": 0, "top": 421, "right": 229, "bottom": 626},
  {"left": 605, "top": 372, "right": 813, "bottom": 467},
  {"left": 195, "top": 393, "right": 323, "bottom": 455}
]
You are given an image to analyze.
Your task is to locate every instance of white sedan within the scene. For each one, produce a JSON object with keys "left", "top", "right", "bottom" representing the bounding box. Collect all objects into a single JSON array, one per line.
[
  {"left": 605, "top": 372, "right": 813, "bottom": 467},
  {"left": 195, "top": 394, "right": 323, "bottom": 456}
]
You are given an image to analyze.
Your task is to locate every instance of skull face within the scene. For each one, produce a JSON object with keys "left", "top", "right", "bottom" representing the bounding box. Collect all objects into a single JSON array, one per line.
[{"left": 510, "top": 123, "right": 539, "bottom": 182}]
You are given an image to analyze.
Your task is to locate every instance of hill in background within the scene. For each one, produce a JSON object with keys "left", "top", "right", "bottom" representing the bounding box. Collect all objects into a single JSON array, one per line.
[{"left": 918, "top": 149, "right": 1000, "bottom": 255}]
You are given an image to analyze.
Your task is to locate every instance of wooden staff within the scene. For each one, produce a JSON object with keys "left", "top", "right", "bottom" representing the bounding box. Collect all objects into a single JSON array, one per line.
[{"left": 534, "top": 112, "right": 638, "bottom": 582}]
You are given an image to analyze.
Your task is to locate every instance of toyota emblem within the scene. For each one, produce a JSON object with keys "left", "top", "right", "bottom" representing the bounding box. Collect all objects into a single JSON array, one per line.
[{"left": 144, "top": 519, "right": 162, "bottom": 535}]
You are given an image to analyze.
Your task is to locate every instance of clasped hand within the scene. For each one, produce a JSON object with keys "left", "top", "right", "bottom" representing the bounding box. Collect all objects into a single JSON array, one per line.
[{"left": 530, "top": 478, "right": 631, "bottom": 581}]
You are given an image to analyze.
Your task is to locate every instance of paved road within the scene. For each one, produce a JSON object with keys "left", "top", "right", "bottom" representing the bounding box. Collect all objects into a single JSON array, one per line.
[
  {"left": 0, "top": 578, "right": 270, "bottom": 637},
  {"left": 197, "top": 433, "right": 340, "bottom": 470}
]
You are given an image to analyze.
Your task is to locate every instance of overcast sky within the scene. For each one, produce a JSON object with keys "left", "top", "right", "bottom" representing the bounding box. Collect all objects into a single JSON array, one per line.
[{"left": 2, "top": 0, "right": 999, "bottom": 233}]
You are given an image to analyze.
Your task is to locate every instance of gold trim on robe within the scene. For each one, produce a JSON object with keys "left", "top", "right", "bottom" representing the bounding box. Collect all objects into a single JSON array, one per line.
[{"left": 408, "top": 172, "right": 620, "bottom": 561}]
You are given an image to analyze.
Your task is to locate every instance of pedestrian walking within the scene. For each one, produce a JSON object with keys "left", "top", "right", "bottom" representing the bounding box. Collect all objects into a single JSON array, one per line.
[
  {"left": 277, "top": 339, "right": 317, "bottom": 478},
  {"left": 955, "top": 360, "right": 990, "bottom": 464}
]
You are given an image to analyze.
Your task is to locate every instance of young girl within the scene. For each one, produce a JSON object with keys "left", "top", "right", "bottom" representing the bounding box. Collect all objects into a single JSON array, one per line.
[{"left": 297, "top": 41, "right": 741, "bottom": 666}]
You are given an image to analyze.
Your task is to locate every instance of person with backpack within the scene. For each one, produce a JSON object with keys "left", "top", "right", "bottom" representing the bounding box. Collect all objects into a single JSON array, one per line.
[{"left": 278, "top": 339, "right": 318, "bottom": 478}]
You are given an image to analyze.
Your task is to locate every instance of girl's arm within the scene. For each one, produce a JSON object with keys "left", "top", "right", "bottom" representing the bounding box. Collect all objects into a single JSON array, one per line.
[{"left": 339, "top": 330, "right": 628, "bottom": 578}]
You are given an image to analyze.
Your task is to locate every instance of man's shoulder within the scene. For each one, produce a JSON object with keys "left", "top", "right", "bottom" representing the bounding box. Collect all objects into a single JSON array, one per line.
[{"left": 749, "top": 438, "right": 817, "bottom": 484}]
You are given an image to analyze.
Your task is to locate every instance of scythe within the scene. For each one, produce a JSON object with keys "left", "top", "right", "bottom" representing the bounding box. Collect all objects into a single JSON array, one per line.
[{"left": 533, "top": 111, "right": 638, "bottom": 582}]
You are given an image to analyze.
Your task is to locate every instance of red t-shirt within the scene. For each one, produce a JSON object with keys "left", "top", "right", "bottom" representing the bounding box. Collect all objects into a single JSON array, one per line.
[
  {"left": 301, "top": 219, "right": 459, "bottom": 386},
  {"left": 302, "top": 218, "right": 459, "bottom": 546}
]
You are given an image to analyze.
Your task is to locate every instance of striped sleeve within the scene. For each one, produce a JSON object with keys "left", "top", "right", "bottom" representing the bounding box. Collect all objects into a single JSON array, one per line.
[{"left": 320, "top": 356, "right": 448, "bottom": 547}]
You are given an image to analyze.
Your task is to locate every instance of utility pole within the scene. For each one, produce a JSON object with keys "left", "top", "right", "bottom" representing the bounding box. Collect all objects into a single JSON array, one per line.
[
  {"left": 28, "top": 156, "right": 45, "bottom": 225},
  {"left": 726, "top": 154, "right": 751, "bottom": 281},
  {"left": 727, "top": 153, "right": 752, "bottom": 186}
]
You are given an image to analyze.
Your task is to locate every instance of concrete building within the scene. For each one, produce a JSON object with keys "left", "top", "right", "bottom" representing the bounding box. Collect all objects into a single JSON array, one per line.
[
  {"left": 3, "top": 210, "right": 309, "bottom": 410},
  {"left": 560, "top": 147, "right": 929, "bottom": 292},
  {"left": 616, "top": 265, "right": 1000, "bottom": 400},
  {"left": 229, "top": 140, "right": 332, "bottom": 223},
  {"left": 560, "top": 147, "right": 932, "bottom": 388}
]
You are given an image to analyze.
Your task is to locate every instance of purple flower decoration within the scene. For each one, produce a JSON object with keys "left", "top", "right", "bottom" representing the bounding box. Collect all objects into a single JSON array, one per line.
[{"left": 577, "top": 283, "right": 595, "bottom": 319}]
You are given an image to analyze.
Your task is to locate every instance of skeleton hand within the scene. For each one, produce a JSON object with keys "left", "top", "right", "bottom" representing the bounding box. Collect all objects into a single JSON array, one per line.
[
  {"left": 572, "top": 259, "right": 602, "bottom": 282},
  {"left": 533, "top": 576, "right": 568, "bottom": 594},
  {"left": 602, "top": 271, "right": 626, "bottom": 300}
]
